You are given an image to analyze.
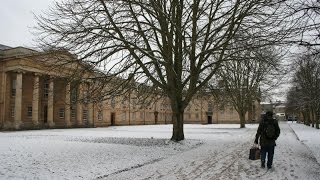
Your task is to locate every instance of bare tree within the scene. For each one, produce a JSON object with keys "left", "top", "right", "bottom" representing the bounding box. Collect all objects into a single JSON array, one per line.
[
  {"left": 283, "top": 0, "right": 320, "bottom": 128},
  {"left": 286, "top": 87, "right": 299, "bottom": 114},
  {"left": 290, "top": 50, "right": 320, "bottom": 129},
  {"left": 284, "top": 0, "right": 320, "bottom": 48},
  {"left": 35, "top": 0, "right": 292, "bottom": 141},
  {"left": 215, "top": 43, "right": 281, "bottom": 128}
]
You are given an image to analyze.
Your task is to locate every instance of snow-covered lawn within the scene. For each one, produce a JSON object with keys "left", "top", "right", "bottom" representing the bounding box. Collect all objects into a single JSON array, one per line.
[
  {"left": 288, "top": 122, "right": 320, "bottom": 164},
  {"left": 0, "top": 123, "right": 319, "bottom": 180}
]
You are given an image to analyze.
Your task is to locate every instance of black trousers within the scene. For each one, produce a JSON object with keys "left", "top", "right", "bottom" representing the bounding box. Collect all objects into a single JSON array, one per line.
[{"left": 260, "top": 145, "right": 275, "bottom": 167}]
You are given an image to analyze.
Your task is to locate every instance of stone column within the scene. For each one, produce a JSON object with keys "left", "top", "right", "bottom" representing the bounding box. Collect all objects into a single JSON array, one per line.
[
  {"left": 65, "top": 83, "right": 71, "bottom": 127},
  {"left": 32, "top": 74, "right": 40, "bottom": 127},
  {"left": 88, "top": 102, "right": 94, "bottom": 127},
  {"left": 0, "top": 72, "right": 7, "bottom": 127},
  {"left": 76, "top": 83, "right": 83, "bottom": 127},
  {"left": 14, "top": 72, "right": 23, "bottom": 129},
  {"left": 47, "top": 78, "right": 55, "bottom": 128}
]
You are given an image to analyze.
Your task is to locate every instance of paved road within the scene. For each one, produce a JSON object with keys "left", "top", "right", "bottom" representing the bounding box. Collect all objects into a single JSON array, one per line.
[{"left": 103, "top": 123, "right": 320, "bottom": 180}]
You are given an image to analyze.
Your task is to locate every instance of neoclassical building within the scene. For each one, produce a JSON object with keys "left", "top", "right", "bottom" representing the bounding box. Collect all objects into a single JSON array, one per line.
[{"left": 0, "top": 45, "right": 261, "bottom": 130}]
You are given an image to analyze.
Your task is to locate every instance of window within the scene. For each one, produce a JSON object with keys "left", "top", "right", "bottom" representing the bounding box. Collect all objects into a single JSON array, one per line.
[
  {"left": 229, "top": 107, "right": 233, "bottom": 114},
  {"left": 83, "top": 110, "right": 88, "bottom": 121},
  {"left": 131, "top": 98, "right": 136, "bottom": 109},
  {"left": 59, "top": 108, "right": 65, "bottom": 118},
  {"left": 71, "top": 108, "right": 76, "bottom": 118},
  {"left": 196, "top": 113, "right": 199, "bottom": 119},
  {"left": 11, "top": 106, "right": 15, "bottom": 117},
  {"left": 98, "top": 111, "right": 103, "bottom": 121},
  {"left": 84, "top": 90, "right": 89, "bottom": 104},
  {"left": 132, "top": 112, "right": 136, "bottom": 120},
  {"left": 208, "top": 102, "right": 213, "bottom": 112},
  {"left": 44, "top": 79, "right": 49, "bottom": 98},
  {"left": 11, "top": 79, "right": 16, "bottom": 97},
  {"left": 27, "top": 107, "right": 32, "bottom": 118},
  {"left": 122, "top": 100, "right": 126, "bottom": 108},
  {"left": 71, "top": 88, "right": 77, "bottom": 103},
  {"left": 122, "top": 112, "right": 126, "bottom": 121}
]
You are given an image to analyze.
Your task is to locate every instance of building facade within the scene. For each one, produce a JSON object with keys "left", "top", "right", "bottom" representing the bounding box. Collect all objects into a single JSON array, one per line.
[{"left": 0, "top": 45, "right": 261, "bottom": 130}]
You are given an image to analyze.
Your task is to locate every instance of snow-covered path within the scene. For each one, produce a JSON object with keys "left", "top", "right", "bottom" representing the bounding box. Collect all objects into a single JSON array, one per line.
[
  {"left": 100, "top": 128, "right": 253, "bottom": 179},
  {"left": 0, "top": 123, "right": 319, "bottom": 180},
  {"left": 103, "top": 123, "right": 320, "bottom": 180}
]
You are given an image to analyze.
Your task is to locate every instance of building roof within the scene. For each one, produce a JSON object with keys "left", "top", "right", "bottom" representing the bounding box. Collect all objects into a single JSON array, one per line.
[
  {"left": 0, "top": 44, "right": 12, "bottom": 50},
  {"left": 0, "top": 46, "right": 39, "bottom": 60}
]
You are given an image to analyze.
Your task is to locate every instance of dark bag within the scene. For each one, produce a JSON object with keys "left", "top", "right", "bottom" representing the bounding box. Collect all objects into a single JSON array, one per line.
[{"left": 249, "top": 146, "right": 260, "bottom": 160}]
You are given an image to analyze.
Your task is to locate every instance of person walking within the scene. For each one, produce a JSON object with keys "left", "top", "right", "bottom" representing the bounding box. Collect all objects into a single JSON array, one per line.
[{"left": 255, "top": 111, "right": 280, "bottom": 169}]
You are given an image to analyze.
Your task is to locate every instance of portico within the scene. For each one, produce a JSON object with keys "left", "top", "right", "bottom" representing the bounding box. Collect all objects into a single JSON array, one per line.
[{"left": 0, "top": 46, "right": 91, "bottom": 130}]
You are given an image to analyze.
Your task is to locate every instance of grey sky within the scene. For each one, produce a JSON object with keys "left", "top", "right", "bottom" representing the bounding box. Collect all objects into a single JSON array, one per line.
[
  {"left": 0, "top": 0, "right": 56, "bottom": 48},
  {"left": 0, "top": 0, "right": 289, "bottom": 102}
]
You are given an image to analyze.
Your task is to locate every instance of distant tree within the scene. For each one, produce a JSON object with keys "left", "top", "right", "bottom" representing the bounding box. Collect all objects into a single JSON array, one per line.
[
  {"left": 35, "top": 0, "right": 294, "bottom": 141},
  {"left": 289, "top": 50, "right": 320, "bottom": 129},
  {"left": 215, "top": 42, "right": 281, "bottom": 128},
  {"left": 286, "top": 87, "right": 302, "bottom": 120}
]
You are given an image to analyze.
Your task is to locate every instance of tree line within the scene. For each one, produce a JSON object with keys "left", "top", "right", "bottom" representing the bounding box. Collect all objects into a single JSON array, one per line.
[
  {"left": 286, "top": 0, "right": 320, "bottom": 129},
  {"left": 286, "top": 49, "right": 320, "bottom": 129}
]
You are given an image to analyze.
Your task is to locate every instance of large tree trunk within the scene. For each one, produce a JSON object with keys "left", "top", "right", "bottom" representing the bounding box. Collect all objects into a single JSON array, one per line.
[
  {"left": 316, "top": 108, "right": 320, "bottom": 129},
  {"left": 311, "top": 108, "right": 315, "bottom": 127},
  {"left": 306, "top": 110, "right": 311, "bottom": 126},
  {"left": 170, "top": 97, "right": 185, "bottom": 142},
  {"left": 239, "top": 111, "right": 246, "bottom": 128},
  {"left": 171, "top": 109, "right": 185, "bottom": 141},
  {"left": 302, "top": 112, "right": 307, "bottom": 125}
]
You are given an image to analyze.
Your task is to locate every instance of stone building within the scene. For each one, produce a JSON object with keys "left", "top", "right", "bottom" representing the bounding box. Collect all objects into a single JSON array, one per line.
[{"left": 0, "top": 45, "right": 261, "bottom": 130}]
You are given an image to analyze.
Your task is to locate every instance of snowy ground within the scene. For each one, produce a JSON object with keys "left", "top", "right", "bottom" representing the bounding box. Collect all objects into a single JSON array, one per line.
[
  {"left": 0, "top": 122, "right": 319, "bottom": 180},
  {"left": 288, "top": 122, "right": 320, "bottom": 165}
]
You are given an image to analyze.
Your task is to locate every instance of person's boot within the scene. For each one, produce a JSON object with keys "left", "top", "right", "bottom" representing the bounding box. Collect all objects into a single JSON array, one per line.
[{"left": 261, "top": 161, "right": 265, "bottom": 168}]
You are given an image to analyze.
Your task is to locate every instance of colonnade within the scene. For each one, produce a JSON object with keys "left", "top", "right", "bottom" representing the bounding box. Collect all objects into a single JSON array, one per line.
[{"left": 12, "top": 71, "right": 94, "bottom": 129}]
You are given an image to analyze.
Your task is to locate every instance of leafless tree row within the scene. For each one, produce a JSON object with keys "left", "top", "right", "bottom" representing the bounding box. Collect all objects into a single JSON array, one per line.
[
  {"left": 286, "top": 50, "right": 320, "bottom": 129},
  {"left": 285, "top": 0, "right": 320, "bottom": 129}
]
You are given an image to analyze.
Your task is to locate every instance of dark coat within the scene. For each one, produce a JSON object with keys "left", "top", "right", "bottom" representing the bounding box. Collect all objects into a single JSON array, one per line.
[{"left": 255, "top": 117, "right": 280, "bottom": 146}]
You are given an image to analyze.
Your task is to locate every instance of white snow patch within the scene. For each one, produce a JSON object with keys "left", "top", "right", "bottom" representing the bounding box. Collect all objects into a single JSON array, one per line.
[{"left": 288, "top": 122, "right": 320, "bottom": 164}]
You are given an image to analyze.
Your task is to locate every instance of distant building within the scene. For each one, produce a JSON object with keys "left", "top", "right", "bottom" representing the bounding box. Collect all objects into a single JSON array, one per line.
[
  {"left": 274, "top": 102, "right": 286, "bottom": 121},
  {"left": 261, "top": 102, "right": 273, "bottom": 113},
  {"left": 0, "top": 45, "right": 261, "bottom": 130},
  {"left": 260, "top": 101, "right": 286, "bottom": 121}
]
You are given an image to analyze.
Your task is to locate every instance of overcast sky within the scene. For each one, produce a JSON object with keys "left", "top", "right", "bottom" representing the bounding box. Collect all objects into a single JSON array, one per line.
[
  {"left": 0, "top": 0, "right": 57, "bottom": 48},
  {"left": 0, "top": 0, "right": 290, "bottom": 102}
]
